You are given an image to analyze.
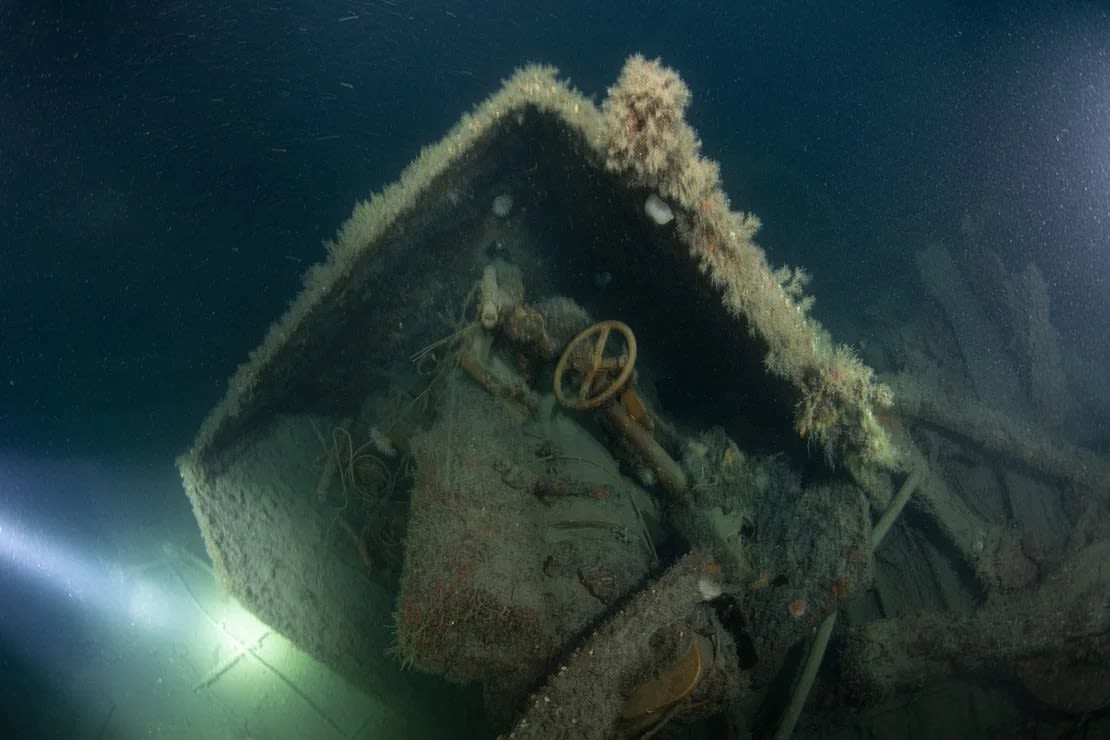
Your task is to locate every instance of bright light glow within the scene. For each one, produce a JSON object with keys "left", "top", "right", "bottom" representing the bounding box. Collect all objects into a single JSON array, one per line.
[
  {"left": 0, "top": 458, "right": 327, "bottom": 734},
  {"left": 127, "top": 578, "right": 174, "bottom": 629},
  {"left": 0, "top": 509, "right": 298, "bottom": 693},
  {"left": 216, "top": 597, "right": 272, "bottom": 653},
  {"left": 0, "top": 510, "right": 184, "bottom": 632},
  {"left": 0, "top": 511, "right": 103, "bottom": 606}
]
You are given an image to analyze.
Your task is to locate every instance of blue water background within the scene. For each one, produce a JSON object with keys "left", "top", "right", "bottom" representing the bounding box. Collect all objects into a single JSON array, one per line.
[{"left": 2, "top": 0, "right": 1107, "bottom": 455}]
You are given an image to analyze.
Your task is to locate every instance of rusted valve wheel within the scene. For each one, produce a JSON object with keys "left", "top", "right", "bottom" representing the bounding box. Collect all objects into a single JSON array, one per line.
[{"left": 553, "top": 320, "right": 637, "bottom": 410}]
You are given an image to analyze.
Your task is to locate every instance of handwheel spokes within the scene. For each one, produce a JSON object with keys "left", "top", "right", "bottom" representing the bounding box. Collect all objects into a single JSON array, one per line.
[
  {"left": 578, "top": 369, "right": 596, "bottom": 404},
  {"left": 591, "top": 326, "right": 612, "bottom": 369},
  {"left": 553, "top": 320, "right": 638, "bottom": 411},
  {"left": 599, "top": 356, "right": 624, "bottom": 371}
]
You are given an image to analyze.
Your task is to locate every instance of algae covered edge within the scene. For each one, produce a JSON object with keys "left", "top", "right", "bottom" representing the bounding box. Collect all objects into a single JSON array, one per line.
[
  {"left": 181, "top": 54, "right": 897, "bottom": 497},
  {"left": 599, "top": 55, "right": 898, "bottom": 479}
]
